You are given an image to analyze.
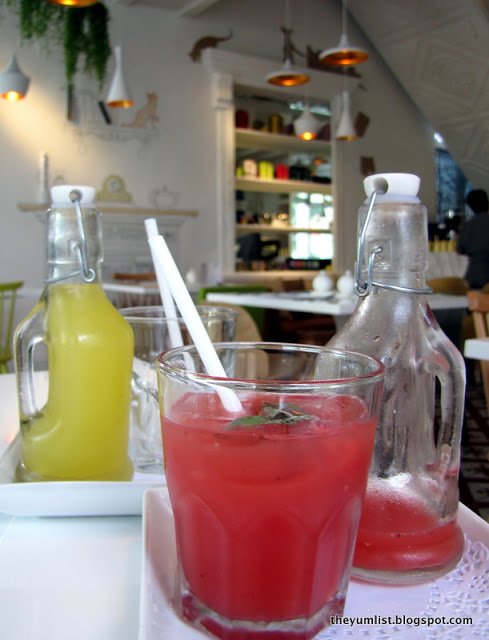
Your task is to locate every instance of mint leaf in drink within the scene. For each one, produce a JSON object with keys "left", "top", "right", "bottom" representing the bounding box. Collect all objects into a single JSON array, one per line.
[
  {"left": 228, "top": 416, "right": 272, "bottom": 427},
  {"left": 261, "top": 403, "right": 315, "bottom": 422},
  {"left": 228, "top": 402, "right": 315, "bottom": 429}
]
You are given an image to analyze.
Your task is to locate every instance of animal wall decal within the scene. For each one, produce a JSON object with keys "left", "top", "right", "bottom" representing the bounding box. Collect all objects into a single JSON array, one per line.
[
  {"left": 123, "top": 93, "right": 159, "bottom": 129},
  {"left": 189, "top": 30, "right": 233, "bottom": 62}
]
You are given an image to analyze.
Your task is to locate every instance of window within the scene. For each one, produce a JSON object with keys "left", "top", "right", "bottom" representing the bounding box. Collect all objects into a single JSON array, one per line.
[{"left": 435, "top": 146, "right": 471, "bottom": 222}]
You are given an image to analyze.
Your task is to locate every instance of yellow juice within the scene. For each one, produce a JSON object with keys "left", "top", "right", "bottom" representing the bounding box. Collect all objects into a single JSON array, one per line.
[{"left": 18, "top": 283, "right": 134, "bottom": 481}]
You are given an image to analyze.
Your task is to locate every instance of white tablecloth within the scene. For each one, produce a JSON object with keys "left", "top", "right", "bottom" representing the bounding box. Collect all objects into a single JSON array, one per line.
[{"left": 427, "top": 252, "right": 468, "bottom": 279}]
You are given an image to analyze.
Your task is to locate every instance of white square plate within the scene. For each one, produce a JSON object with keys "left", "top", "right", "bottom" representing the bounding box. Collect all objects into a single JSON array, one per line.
[
  {"left": 139, "top": 488, "right": 489, "bottom": 640},
  {"left": 0, "top": 436, "right": 165, "bottom": 517}
]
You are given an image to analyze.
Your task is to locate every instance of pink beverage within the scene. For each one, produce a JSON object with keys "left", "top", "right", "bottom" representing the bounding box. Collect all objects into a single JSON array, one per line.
[
  {"left": 158, "top": 343, "right": 384, "bottom": 640},
  {"left": 354, "top": 482, "right": 464, "bottom": 579}
]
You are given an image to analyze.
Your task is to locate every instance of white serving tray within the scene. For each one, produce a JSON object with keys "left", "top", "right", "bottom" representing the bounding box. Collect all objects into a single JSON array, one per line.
[
  {"left": 139, "top": 488, "right": 489, "bottom": 640},
  {"left": 0, "top": 435, "right": 165, "bottom": 517}
]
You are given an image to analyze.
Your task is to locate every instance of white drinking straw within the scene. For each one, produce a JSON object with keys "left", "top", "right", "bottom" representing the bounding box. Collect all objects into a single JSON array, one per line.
[
  {"left": 144, "top": 218, "right": 183, "bottom": 349},
  {"left": 147, "top": 231, "right": 243, "bottom": 414}
]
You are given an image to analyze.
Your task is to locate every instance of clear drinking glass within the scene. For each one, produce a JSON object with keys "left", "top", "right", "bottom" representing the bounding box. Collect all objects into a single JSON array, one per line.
[
  {"left": 157, "top": 342, "right": 384, "bottom": 640},
  {"left": 120, "top": 305, "right": 237, "bottom": 474}
]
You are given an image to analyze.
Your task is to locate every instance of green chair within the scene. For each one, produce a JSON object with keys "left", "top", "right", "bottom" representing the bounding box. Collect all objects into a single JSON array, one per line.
[
  {"left": 0, "top": 281, "right": 23, "bottom": 373},
  {"left": 197, "top": 285, "right": 269, "bottom": 335}
]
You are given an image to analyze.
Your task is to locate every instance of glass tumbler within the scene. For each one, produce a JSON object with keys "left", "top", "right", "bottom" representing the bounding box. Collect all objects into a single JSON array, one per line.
[
  {"left": 157, "top": 342, "right": 384, "bottom": 639},
  {"left": 120, "top": 305, "right": 236, "bottom": 473}
]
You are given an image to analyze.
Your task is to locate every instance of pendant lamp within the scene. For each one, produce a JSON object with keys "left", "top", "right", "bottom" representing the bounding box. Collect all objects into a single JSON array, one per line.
[
  {"left": 266, "top": 58, "right": 310, "bottom": 88},
  {"left": 293, "top": 105, "right": 321, "bottom": 140},
  {"left": 319, "top": 0, "right": 368, "bottom": 67},
  {"left": 47, "top": 0, "right": 98, "bottom": 6},
  {"left": 266, "top": 0, "right": 310, "bottom": 87},
  {"left": 106, "top": 45, "right": 133, "bottom": 108},
  {"left": 0, "top": 54, "right": 30, "bottom": 101},
  {"left": 336, "top": 91, "right": 358, "bottom": 141}
]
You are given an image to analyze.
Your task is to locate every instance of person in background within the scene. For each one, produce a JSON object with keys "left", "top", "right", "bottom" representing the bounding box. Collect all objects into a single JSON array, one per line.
[{"left": 457, "top": 189, "right": 489, "bottom": 289}]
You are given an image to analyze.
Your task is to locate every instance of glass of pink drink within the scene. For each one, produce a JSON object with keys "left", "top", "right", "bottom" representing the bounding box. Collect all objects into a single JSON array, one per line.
[{"left": 157, "top": 342, "right": 384, "bottom": 640}]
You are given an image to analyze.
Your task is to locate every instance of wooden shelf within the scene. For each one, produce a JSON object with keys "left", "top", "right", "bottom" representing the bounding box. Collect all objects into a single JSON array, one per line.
[
  {"left": 236, "top": 224, "right": 331, "bottom": 235},
  {"left": 18, "top": 203, "right": 198, "bottom": 217},
  {"left": 235, "top": 128, "right": 330, "bottom": 154},
  {"left": 235, "top": 176, "right": 332, "bottom": 195}
]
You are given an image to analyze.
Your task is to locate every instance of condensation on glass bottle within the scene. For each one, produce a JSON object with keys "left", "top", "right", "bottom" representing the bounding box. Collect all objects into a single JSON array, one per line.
[
  {"left": 14, "top": 185, "right": 134, "bottom": 482},
  {"left": 328, "top": 173, "right": 465, "bottom": 585}
]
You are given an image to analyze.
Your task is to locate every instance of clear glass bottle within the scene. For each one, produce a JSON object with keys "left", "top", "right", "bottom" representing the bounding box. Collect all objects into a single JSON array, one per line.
[
  {"left": 14, "top": 185, "right": 134, "bottom": 481},
  {"left": 328, "top": 173, "right": 465, "bottom": 584}
]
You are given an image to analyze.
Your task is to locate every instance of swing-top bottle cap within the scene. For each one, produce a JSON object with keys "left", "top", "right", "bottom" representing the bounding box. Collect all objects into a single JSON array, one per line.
[
  {"left": 363, "top": 173, "right": 420, "bottom": 201},
  {"left": 50, "top": 185, "right": 96, "bottom": 208}
]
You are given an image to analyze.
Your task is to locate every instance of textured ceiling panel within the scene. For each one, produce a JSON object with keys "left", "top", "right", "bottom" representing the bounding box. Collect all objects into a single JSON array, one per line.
[{"left": 349, "top": 0, "right": 489, "bottom": 188}]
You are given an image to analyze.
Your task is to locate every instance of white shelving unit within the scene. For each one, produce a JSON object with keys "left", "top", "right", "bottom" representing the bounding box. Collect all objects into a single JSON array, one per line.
[
  {"left": 235, "top": 128, "right": 331, "bottom": 154},
  {"left": 234, "top": 128, "right": 333, "bottom": 267},
  {"left": 236, "top": 176, "right": 331, "bottom": 196}
]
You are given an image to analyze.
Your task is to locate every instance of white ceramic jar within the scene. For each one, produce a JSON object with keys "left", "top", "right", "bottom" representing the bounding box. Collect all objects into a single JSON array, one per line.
[
  {"left": 336, "top": 270, "right": 354, "bottom": 297},
  {"left": 312, "top": 270, "right": 334, "bottom": 294}
]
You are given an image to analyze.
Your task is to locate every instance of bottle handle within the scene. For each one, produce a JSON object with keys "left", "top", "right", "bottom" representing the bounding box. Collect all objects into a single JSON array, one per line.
[
  {"left": 15, "top": 301, "right": 47, "bottom": 421},
  {"left": 430, "top": 335, "right": 466, "bottom": 476}
]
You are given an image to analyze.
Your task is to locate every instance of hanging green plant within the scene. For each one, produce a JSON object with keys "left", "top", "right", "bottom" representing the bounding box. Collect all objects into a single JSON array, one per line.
[{"left": 0, "top": 0, "right": 111, "bottom": 91}]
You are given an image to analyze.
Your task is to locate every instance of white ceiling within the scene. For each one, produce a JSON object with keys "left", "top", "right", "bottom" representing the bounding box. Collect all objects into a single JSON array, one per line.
[
  {"left": 349, "top": 0, "right": 489, "bottom": 190},
  {"left": 115, "top": 0, "right": 222, "bottom": 17},
  {"left": 119, "top": 0, "right": 489, "bottom": 189}
]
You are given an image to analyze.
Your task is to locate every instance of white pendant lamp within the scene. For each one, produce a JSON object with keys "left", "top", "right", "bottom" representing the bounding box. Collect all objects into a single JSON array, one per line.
[
  {"left": 293, "top": 105, "right": 321, "bottom": 140},
  {"left": 266, "top": 0, "right": 310, "bottom": 87},
  {"left": 0, "top": 54, "right": 30, "bottom": 101},
  {"left": 266, "top": 58, "right": 310, "bottom": 88},
  {"left": 319, "top": 0, "right": 368, "bottom": 67},
  {"left": 266, "top": 60, "right": 311, "bottom": 87},
  {"left": 336, "top": 91, "right": 358, "bottom": 141},
  {"left": 106, "top": 45, "right": 133, "bottom": 108}
]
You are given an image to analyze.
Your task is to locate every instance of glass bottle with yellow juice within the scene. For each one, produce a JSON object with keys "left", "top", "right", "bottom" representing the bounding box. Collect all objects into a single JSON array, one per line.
[{"left": 14, "top": 186, "right": 134, "bottom": 481}]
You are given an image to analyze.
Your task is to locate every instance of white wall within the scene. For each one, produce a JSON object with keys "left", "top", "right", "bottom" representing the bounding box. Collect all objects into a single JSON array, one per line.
[{"left": 0, "top": 0, "right": 435, "bottom": 326}]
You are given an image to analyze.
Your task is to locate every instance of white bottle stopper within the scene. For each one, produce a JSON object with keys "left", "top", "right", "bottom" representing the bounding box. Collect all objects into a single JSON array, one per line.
[{"left": 363, "top": 173, "right": 420, "bottom": 198}]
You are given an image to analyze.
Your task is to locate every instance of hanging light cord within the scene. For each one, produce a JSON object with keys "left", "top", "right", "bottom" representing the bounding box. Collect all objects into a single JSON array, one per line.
[{"left": 341, "top": 0, "right": 348, "bottom": 38}]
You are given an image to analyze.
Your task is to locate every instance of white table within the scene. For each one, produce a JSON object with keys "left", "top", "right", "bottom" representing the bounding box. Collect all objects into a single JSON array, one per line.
[
  {"left": 427, "top": 251, "right": 468, "bottom": 279},
  {"left": 206, "top": 291, "right": 468, "bottom": 334},
  {"left": 464, "top": 338, "right": 489, "bottom": 361},
  {"left": 0, "top": 373, "right": 142, "bottom": 640},
  {"left": 2, "top": 372, "right": 489, "bottom": 639},
  {"left": 206, "top": 291, "right": 468, "bottom": 316}
]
